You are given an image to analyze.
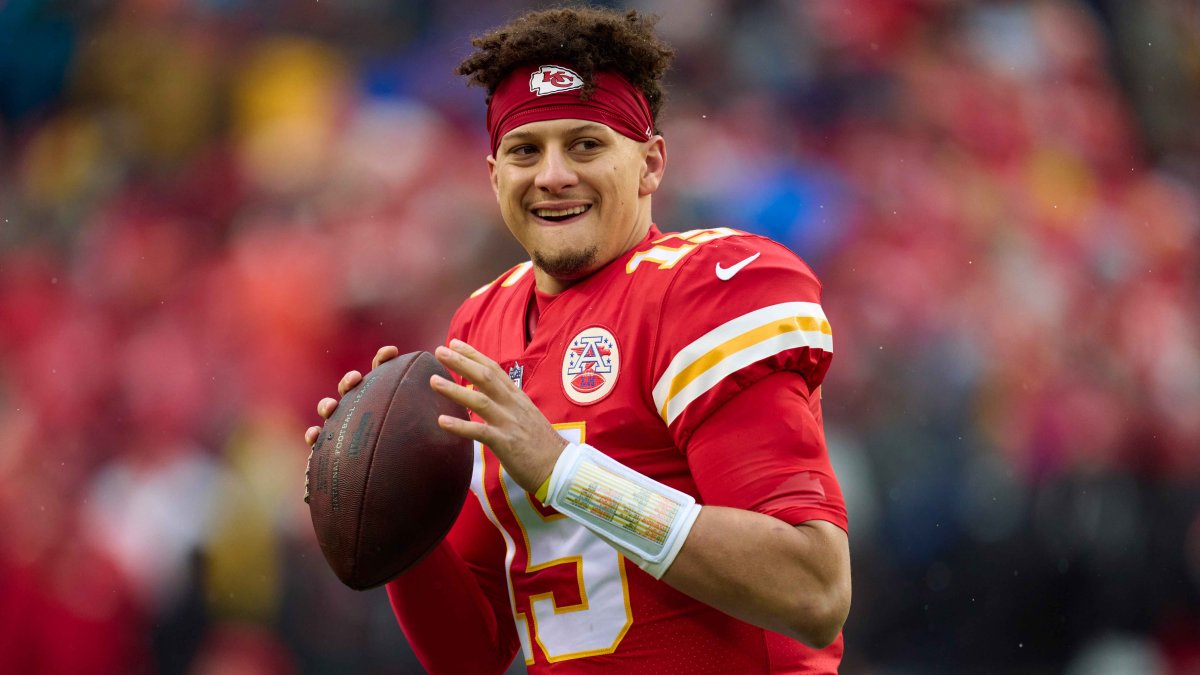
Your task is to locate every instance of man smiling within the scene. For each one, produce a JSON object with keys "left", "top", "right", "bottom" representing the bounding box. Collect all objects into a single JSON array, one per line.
[
  {"left": 491, "top": 117, "right": 656, "bottom": 289},
  {"left": 307, "top": 7, "right": 851, "bottom": 673}
]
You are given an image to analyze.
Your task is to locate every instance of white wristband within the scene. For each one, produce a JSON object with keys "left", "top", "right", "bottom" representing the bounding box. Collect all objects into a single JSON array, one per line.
[{"left": 544, "top": 443, "right": 702, "bottom": 579}]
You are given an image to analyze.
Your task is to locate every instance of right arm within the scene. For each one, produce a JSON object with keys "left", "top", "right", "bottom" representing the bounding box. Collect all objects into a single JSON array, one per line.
[
  {"left": 305, "top": 346, "right": 519, "bottom": 674},
  {"left": 385, "top": 499, "right": 520, "bottom": 674}
]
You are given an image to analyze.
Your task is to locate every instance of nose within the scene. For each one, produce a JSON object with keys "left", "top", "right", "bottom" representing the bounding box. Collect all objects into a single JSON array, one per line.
[{"left": 534, "top": 148, "right": 578, "bottom": 193}]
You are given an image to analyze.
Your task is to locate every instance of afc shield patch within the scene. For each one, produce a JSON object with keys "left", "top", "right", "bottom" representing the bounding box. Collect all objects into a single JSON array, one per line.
[{"left": 562, "top": 326, "right": 619, "bottom": 405}]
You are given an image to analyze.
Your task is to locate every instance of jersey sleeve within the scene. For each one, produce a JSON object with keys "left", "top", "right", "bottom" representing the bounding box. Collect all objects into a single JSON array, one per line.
[
  {"left": 648, "top": 233, "right": 844, "bottom": 529},
  {"left": 649, "top": 234, "right": 833, "bottom": 447},
  {"left": 385, "top": 494, "right": 521, "bottom": 674},
  {"left": 685, "top": 370, "right": 847, "bottom": 530}
]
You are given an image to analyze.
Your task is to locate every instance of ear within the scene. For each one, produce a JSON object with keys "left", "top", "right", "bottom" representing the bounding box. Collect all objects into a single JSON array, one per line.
[
  {"left": 486, "top": 154, "right": 499, "bottom": 201},
  {"left": 638, "top": 135, "right": 666, "bottom": 197}
]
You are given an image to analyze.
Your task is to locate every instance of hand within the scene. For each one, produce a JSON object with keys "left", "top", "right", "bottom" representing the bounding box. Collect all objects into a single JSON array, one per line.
[
  {"left": 431, "top": 339, "right": 567, "bottom": 493},
  {"left": 304, "top": 345, "right": 401, "bottom": 446}
]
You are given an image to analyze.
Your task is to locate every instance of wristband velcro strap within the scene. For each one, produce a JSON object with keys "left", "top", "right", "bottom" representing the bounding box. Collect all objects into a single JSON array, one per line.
[{"left": 544, "top": 443, "right": 701, "bottom": 576}]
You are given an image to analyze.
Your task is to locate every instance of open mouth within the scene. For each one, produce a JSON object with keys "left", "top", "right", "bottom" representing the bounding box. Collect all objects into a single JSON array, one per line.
[{"left": 533, "top": 205, "right": 591, "bottom": 223}]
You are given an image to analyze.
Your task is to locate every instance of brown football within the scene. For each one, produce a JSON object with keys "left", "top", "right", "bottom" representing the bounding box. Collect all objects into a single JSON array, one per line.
[{"left": 306, "top": 351, "right": 473, "bottom": 590}]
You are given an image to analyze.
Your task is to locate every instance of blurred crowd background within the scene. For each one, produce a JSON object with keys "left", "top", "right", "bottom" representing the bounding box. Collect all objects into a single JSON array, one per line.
[{"left": 1, "top": 0, "right": 1198, "bottom": 673}]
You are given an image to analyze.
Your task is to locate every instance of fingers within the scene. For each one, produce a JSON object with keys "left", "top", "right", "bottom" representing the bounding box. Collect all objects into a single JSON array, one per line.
[
  {"left": 372, "top": 345, "right": 400, "bottom": 370},
  {"left": 317, "top": 397, "right": 339, "bottom": 419},
  {"left": 431, "top": 374, "right": 493, "bottom": 416},
  {"left": 304, "top": 425, "right": 322, "bottom": 446},
  {"left": 306, "top": 347, "right": 397, "bottom": 455},
  {"left": 435, "top": 340, "right": 512, "bottom": 396},
  {"left": 448, "top": 339, "right": 500, "bottom": 369},
  {"left": 437, "top": 412, "right": 493, "bottom": 447},
  {"left": 337, "top": 370, "right": 362, "bottom": 397}
]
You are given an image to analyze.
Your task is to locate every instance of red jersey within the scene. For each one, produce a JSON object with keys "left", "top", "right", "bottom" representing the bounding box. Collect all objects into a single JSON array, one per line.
[{"left": 390, "top": 226, "right": 846, "bottom": 673}]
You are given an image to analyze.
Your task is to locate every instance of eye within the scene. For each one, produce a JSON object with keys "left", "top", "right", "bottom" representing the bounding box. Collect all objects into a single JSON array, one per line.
[
  {"left": 572, "top": 138, "right": 601, "bottom": 152},
  {"left": 509, "top": 144, "right": 538, "bottom": 156}
]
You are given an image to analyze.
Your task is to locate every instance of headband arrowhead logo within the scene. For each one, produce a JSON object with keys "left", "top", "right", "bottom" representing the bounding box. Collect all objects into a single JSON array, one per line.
[{"left": 530, "top": 65, "right": 584, "bottom": 96}]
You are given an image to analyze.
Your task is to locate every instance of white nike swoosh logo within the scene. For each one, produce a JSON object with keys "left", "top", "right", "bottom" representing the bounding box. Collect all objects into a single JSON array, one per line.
[{"left": 715, "top": 252, "right": 761, "bottom": 281}]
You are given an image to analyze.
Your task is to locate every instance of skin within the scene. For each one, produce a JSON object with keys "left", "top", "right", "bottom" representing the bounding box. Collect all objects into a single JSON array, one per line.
[
  {"left": 487, "top": 118, "right": 665, "bottom": 294},
  {"left": 305, "top": 119, "right": 851, "bottom": 648}
]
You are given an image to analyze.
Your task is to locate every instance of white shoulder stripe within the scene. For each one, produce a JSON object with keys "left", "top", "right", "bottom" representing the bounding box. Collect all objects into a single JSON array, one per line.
[
  {"left": 652, "top": 302, "right": 832, "bottom": 425},
  {"left": 501, "top": 261, "right": 533, "bottom": 286}
]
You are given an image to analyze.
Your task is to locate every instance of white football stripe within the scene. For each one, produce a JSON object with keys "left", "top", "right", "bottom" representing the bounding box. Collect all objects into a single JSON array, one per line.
[
  {"left": 652, "top": 302, "right": 825, "bottom": 407},
  {"left": 662, "top": 329, "right": 831, "bottom": 425},
  {"left": 652, "top": 302, "right": 831, "bottom": 425}
]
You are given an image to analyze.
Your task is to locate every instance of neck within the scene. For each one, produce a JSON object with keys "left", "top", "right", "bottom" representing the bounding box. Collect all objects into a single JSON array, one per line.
[{"left": 533, "top": 268, "right": 574, "bottom": 296}]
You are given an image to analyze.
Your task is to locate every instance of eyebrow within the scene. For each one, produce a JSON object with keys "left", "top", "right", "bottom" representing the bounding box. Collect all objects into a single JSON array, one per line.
[{"left": 503, "top": 123, "right": 609, "bottom": 143}]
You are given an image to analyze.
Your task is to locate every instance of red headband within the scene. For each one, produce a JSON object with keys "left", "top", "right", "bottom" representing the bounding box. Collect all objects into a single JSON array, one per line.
[{"left": 486, "top": 64, "right": 654, "bottom": 155}]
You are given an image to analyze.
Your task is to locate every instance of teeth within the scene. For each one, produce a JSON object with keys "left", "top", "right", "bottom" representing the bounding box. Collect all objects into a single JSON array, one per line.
[{"left": 534, "top": 205, "right": 588, "bottom": 218}]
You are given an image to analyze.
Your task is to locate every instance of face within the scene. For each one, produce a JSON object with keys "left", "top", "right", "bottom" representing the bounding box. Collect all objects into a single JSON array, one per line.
[{"left": 488, "top": 118, "right": 666, "bottom": 293}]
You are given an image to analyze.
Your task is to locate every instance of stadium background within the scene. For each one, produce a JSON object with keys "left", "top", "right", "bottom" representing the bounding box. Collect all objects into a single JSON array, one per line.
[{"left": 1, "top": 0, "right": 1198, "bottom": 673}]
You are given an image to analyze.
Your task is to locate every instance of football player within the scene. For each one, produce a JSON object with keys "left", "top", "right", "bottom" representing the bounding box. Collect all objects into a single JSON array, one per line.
[{"left": 306, "top": 7, "right": 851, "bottom": 673}]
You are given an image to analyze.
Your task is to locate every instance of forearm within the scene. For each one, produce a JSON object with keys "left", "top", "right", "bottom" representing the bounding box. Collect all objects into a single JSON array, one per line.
[
  {"left": 429, "top": 342, "right": 851, "bottom": 647},
  {"left": 661, "top": 507, "right": 851, "bottom": 648},
  {"left": 538, "top": 444, "right": 850, "bottom": 646},
  {"left": 385, "top": 541, "right": 517, "bottom": 675}
]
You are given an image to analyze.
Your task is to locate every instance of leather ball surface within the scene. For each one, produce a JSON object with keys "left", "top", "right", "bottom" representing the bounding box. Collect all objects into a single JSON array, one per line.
[{"left": 306, "top": 351, "right": 472, "bottom": 590}]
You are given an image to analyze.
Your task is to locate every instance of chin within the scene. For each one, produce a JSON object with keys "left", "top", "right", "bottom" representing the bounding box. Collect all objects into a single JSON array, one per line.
[{"left": 533, "top": 245, "right": 600, "bottom": 279}]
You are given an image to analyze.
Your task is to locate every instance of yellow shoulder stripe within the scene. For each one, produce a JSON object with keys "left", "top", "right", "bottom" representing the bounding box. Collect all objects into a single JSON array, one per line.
[
  {"left": 651, "top": 302, "right": 832, "bottom": 425},
  {"left": 470, "top": 261, "right": 533, "bottom": 297}
]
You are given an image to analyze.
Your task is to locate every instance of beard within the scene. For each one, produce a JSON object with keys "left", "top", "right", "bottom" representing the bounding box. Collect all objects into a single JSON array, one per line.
[{"left": 533, "top": 245, "right": 601, "bottom": 280}]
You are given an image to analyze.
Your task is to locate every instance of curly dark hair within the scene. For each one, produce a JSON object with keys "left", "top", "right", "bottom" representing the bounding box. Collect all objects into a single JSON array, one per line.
[{"left": 456, "top": 6, "right": 676, "bottom": 131}]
